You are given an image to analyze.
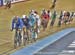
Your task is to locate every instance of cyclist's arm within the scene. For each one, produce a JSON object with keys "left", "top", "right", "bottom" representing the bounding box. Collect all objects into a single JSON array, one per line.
[{"left": 11, "top": 19, "right": 15, "bottom": 31}]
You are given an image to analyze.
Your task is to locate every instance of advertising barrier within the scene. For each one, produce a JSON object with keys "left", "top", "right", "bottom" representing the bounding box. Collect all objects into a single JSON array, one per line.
[
  {"left": 2, "top": 0, "right": 25, "bottom": 5},
  {"left": 0, "top": 0, "right": 3, "bottom": 6}
]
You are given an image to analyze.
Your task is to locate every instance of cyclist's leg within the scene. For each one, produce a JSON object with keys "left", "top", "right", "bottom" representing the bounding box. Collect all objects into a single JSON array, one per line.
[
  {"left": 31, "top": 31, "right": 34, "bottom": 43},
  {"left": 25, "top": 27, "right": 29, "bottom": 41},
  {"left": 25, "top": 26, "right": 29, "bottom": 43},
  {"left": 34, "top": 29, "right": 37, "bottom": 41},
  {"left": 23, "top": 27, "right": 25, "bottom": 45},
  {"left": 29, "top": 26, "right": 33, "bottom": 43},
  {"left": 18, "top": 29, "right": 22, "bottom": 46},
  {"left": 28, "top": 27, "right": 32, "bottom": 43},
  {"left": 14, "top": 30, "right": 17, "bottom": 49},
  {"left": 23, "top": 27, "right": 28, "bottom": 45},
  {"left": 23, "top": 31, "right": 27, "bottom": 46}
]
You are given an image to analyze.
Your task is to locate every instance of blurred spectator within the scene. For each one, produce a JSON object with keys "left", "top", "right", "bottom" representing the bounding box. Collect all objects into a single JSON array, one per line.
[{"left": 6, "top": 0, "right": 11, "bottom": 9}]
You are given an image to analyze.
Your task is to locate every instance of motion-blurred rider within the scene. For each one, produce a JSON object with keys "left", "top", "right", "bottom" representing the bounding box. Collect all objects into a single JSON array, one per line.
[{"left": 11, "top": 16, "right": 23, "bottom": 47}]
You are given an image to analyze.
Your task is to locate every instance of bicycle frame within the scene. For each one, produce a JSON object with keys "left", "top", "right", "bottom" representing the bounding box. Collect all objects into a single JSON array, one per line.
[{"left": 14, "top": 28, "right": 22, "bottom": 48}]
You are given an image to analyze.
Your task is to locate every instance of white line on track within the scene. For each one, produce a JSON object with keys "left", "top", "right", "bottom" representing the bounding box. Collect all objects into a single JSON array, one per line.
[
  {"left": 68, "top": 45, "right": 75, "bottom": 48},
  {"left": 0, "top": 39, "right": 10, "bottom": 45},
  {"left": 72, "top": 41, "right": 75, "bottom": 44},
  {"left": 69, "top": 44, "right": 75, "bottom": 46},
  {"left": 61, "top": 50, "right": 75, "bottom": 53}
]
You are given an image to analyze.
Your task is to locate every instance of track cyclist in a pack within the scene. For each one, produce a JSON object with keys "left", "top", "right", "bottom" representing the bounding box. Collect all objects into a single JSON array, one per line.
[
  {"left": 11, "top": 16, "right": 23, "bottom": 48},
  {"left": 22, "top": 15, "right": 30, "bottom": 45}
]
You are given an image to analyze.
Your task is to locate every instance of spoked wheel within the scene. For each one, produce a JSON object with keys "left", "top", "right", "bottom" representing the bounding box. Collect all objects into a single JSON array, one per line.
[
  {"left": 23, "top": 31, "right": 28, "bottom": 46},
  {"left": 14, "top": 37, "right": 17, "bottom": 49},
  {"left": 14, "top": 30, "right": 22, "bottom": 49}
]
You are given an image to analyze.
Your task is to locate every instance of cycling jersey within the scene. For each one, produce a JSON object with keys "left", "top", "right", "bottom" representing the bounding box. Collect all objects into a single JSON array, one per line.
[{"left": 12, "top": 17, "right": 23, "bottom": 30}]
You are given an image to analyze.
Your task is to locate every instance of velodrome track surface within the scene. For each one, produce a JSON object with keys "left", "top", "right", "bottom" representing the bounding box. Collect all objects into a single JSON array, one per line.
[
  {"left": 11, "top": 28, "right": 75, "bottom": 55},
  {"left": 35, "top": 32, "right": 75, "bottom": 55}
]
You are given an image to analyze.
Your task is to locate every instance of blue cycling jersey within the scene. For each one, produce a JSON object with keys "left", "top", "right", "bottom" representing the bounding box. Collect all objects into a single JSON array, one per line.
[
  {"left": 28, "top": 14, "right": 36, "bottom": 27},
  {"left": 12, "top": 18, "right": 23, "bottom": 29}
]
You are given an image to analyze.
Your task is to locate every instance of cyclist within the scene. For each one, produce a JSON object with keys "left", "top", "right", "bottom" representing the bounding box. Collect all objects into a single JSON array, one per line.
[
  {"left": 34, "top": 11, "right": 41, "bottom": 34},
  {"left": 22, "top": 15, "right": 30, "bottom": 45},
  {"left": 58, "top": 11, "right": 63, "bottom": 27},
  {"left": 69, "top": 12, "right": 74, "bottom": 23},
  {"left": 28, "top": 11, "right": 36, "bottom": 42},
  {"left": 28, "top": 11, "right": 36, "bottom": 30},
  {"left": 41, "top": 9, "right": 49, "bottom": 31},
  {"left": 50, "top": 0, "right": 57, "bottom": 9},
  {"left": 50, "top": 10, "right": 57, "bottom": 27},
  {"left": 11, "top": 16, "right": 23, "bottom": 48}
]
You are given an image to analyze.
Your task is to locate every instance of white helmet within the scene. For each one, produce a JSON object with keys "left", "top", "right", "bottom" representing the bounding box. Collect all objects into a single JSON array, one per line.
[{"left": 22, "top": 15, "right": 26, "bottom": 18}]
